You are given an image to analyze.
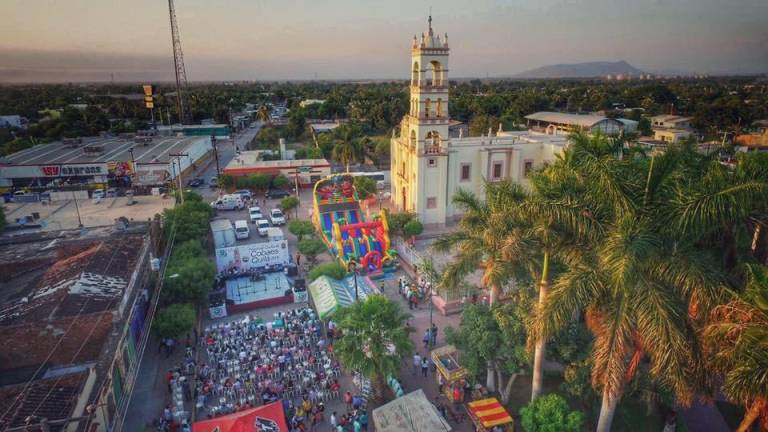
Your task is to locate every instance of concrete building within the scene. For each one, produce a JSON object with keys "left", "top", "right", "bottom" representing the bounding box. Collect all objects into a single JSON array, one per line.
[
  {"left": 155, "top": 124, "right": 230, "bottom": 139},
  {"left": 390, "top": 18, "right": 568, "bottom": 227},
  {"left": 0, "top": 135, "right": 213, "bottom": 189},
  {"left": 524, "top": 112, "right": 629, "bottom": 135},
  {"left": 223, "top": 153, "right": 331, "bottom": 188},
  {"left": 650, "top": 115, "right": 693, "bottom": 144},
  {"left": 0, "top": 225, "right": 154, "bottom": 431}
]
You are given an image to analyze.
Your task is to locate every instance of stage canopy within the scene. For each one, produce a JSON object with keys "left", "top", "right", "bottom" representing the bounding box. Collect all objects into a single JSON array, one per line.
[
  {"left": 372, "top": 389, "right": 451, "bottom": 432},
  {"left": 308, "top": 275, "right": 378, "bottom": 319},
  {"left": 467, "top": 398, "right": 513, "bottom": 429},
  {"left": 192, "top": 401, "right": 288, "bottom": 432}
]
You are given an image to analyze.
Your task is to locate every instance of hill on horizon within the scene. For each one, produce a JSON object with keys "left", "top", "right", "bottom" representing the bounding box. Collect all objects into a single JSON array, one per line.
[{"left": 513, "top": 61, "right": 645, "bottom": 79}]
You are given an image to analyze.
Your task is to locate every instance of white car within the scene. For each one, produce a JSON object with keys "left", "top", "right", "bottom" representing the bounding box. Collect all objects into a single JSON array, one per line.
[
  {"left": 269, "top": 209, "right": 286, "bottom": 226},
  {"left": 248, "top": 206, "right": 263, "bottom": 223},
  {"left": 256, "top": 219, "right": 271, "bottom": 236},
  {"left": 234, "top": 220, "right": 250, "bottom": 240}
]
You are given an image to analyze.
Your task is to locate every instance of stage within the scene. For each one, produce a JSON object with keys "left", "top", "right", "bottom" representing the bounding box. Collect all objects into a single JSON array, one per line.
[{"left": 225, "top": 272, "right": 294, "bottom": 314}]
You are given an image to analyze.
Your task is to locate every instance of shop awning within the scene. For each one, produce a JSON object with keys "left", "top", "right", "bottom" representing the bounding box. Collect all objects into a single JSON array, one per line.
[
  {"left": 466, "top": 398, "right": 513, "bottom": 428},
  {"left": 192, "top": 401, "right": 288, "bottom": 432}
]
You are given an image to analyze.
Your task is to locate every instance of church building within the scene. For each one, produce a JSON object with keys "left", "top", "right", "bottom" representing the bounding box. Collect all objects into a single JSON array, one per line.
[{"left": 390, "top": 17, "right": 569, "bottom": 227}]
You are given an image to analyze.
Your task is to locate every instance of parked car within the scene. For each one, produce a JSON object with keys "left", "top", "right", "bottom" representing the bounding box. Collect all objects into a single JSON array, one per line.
[
  {"left": 248, "top": 206, "right": 263, "bottom": 223},
  {"left": 234, "top": 189, "right": 253, "bottom": 201},
  {"left": 187, "top": 178, "right": 204, "bottom": 187},
  {"left": 210, "top": 195, "right": 244, "bottom": 210},
  {"left": 269, "top": 208, "right": 286, "bottom": 226},
  {"left": 266, "top": 189, "right": 290, "bottom": 199},
  {"left": 209, "top": 177, "right": 218, "bottom": 188},
  {"left": 234, "top": 220, "right": 250, "bottom": 240},
  {"left": 256, "top": 219, "right": 271, "bottom": 236}
]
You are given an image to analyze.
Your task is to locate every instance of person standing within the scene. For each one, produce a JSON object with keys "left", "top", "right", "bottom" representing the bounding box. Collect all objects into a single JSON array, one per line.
[
  {"left": 423, "top": 330, "right": 430, "bottom": 349},
  {"left": 421, "top": 356, "right": 429, "bottom": 377},
  {"left": 330, "top": 412, "right": 338, "bottom": 429},
  {"left": 412, "top": 352, "right": 421, "bottom": 376},
  {"left": 430, "top": 323, "right": 438, "bottom": 347}
]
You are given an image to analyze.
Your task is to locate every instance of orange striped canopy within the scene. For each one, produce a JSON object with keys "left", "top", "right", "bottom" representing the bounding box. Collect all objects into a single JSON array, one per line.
[{"left": 467, "top": 398, "right": 513, "bottom": 428}]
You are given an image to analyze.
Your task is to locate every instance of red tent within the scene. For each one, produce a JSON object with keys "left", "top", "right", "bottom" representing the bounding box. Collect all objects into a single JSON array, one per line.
[{"left": 192, "top": 401, "right": 289, "bottom": 432}]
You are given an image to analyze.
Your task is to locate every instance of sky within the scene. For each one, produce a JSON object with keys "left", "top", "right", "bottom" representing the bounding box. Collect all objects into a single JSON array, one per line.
[{"left": 0, "top": 0, "right": 766, "bottom": 83}]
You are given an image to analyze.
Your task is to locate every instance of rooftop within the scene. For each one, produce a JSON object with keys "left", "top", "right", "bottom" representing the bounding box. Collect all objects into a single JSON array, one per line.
[
  {"left": 651, "top": 114, "right": 692, "bottom": 123},
  {"left": 525, "top": 111, "right": 615, "bottom": 128},
  {"left": 224, "top": 153, "right": 329, "bottom": 170},
  {"left": 0, "top": 135, "right": 208, "bottom": 166},
  {"left": 0, "top": 371, "right": 88, "bottom": 431}
]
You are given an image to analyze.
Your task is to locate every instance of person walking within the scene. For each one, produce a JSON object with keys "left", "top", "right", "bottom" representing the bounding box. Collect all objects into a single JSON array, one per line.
[
  {"left": 412, "top": 352, "right": 421, "bottom": 376},
  {"left": 344, "top": 391, "right": 353, "bottom": 410},
  {"left": 330, "top": 412, "right": 338, "bottom": 429},
  {"left": 421, "top": 356, "right": 429, "bottom": 377},
  {"left": 423, "top": 330, "right": 430, "bottom": 349}
]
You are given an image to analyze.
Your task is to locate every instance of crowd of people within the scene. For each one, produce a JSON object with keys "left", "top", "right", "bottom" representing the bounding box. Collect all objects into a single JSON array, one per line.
[{"left": 397, "top": 275, "right": 432, "bottom": 310}]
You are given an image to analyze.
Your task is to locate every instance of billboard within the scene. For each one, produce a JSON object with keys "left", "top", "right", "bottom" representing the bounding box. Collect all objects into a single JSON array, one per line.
[
  {"left": 143, "top": 85, "right": 154, "bottom": 109},
  {"left": 107, "top": 160, "right": 134, "bottom": 177},
  {"left": 215, "top": 241, "right": 290, "bottom": 273},
  {"left": 192, "top": 401, "right": 288, "bottom": 432}
]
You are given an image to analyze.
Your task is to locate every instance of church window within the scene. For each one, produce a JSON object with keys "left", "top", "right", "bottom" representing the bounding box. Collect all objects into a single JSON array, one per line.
[
  {"left": 427, "top": 197, "right": 437, "bottom": 209},
  {"left": 524, "top": 160, "right": 534, "bottom": 177},
  {"left": 428, "top": 158, "right": 437, "bottom": 167},
  {"left": 424, "top": 99, "right": 431, "bottom": 118},
  {"left": 492, "top": 161, "right": 503, "bottom": 180},
  {"left": 460, "top": 163, "right": 471, "bottom": 181}
]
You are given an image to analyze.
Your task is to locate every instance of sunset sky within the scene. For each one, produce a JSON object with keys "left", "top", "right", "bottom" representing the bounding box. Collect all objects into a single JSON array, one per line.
[{"left": 1, "top": 0, "right": 766, "bottom": 82}]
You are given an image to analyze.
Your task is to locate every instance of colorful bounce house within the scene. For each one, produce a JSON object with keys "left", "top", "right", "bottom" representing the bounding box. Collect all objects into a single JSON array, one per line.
[{"left": 312, "top": 174, "right": 397, "bottom": 277}]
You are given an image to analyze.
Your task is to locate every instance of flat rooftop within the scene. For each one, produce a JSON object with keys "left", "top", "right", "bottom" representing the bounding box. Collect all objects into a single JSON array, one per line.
[
  {"left": 0, "top": 135, "right": 207, "bottom": 166},
  {"left": 225, "top": 153, "right": 329, "bottom": 170}
]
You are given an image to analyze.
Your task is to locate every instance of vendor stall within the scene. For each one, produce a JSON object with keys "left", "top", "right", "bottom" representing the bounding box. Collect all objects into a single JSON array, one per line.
[
  {"left": 431, "top": 344, "right": 469, "bottom": 399},
  {"left": 308, "top": 274, "right": 379, "bottom": 319},
  {"left": 466, "top": 398, "right": 514, "bottom": 432}
]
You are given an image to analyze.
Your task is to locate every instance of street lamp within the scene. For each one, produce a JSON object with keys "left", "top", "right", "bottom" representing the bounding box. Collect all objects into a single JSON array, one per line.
[{"left": 349, "top": 262, "right": 359, "bottom": 301}]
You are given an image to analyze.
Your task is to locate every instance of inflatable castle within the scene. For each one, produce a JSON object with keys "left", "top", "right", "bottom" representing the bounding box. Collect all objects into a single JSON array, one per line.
[{"left": 312, "top": 174, "right": 397, "bottom": 277}]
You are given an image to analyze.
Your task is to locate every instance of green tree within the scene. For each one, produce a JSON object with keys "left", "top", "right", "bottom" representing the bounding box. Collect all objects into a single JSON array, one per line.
[
  {"left": 520, "top": 394, "right": 584, "bottom": 432},
  {"left": 308, "top": 262, "right": 347, "bottom": 281},
  {"left": 272, "top": 174, "right": 290, "bottom": 189},
  {"left": 295, "top": 146, "right": 324, "bottom": 159},
  {"left": 219, "top": 173, "right": 235, "bottom": 189},
  {"left": 402, "top": 218, "right": 423, "bottom": 243},
  {"left": 353, "top": 176, "right": 377, "bottom": 200},
  {"left": 704, "top": 265, "right": 768, "bottom": 432},
  {"left": 163, "top": 200, "right": 214, "bottom": 244},
  {"left": 332, "top": 126, "right": 363, "bottom": 172},
  {"left": 162, "top": 256, "right": 216, "bottom": 306},
  {"left": 287, "top": 219, "right": 315, "bottom": 241},
  {"left": 298, "top": 238, "right": 327, "bottom": 265},
  {"left": 153, "top": 303, "right": 196, "bottom": 339},
  {"left": 332, "top": 295, "right": 414, "bottom": 402},
  {"left": 386, "top": 212, "right": 416, "bottom": 237},
  {"left": 280, "top": 196, "right": 300, "bottom": 218}
]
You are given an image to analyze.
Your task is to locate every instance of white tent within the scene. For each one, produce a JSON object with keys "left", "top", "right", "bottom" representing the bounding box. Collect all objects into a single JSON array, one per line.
[{"left": 372, "top": 389, "right": 451, "bottom": 432}]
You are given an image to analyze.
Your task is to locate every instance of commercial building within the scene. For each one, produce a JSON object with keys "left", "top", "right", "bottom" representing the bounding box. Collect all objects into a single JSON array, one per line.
[
  {"left": 155, "top": 124, "right": 230, "bottom": 139},
  {"left": 0, "top": 115, "right": 24, "bottom": 129},
  {"left": 524, "top": 112, "right": 632, "bottom": 135},
  {"left": 0, "top": 134, "right": 213, "bottom": 189},
  {"left": 390, "top": 18, "right": 569, "bottom": 226},
  {"left": 223, "top": 153, "right": 331, "bottom": 188},
  {"left": 0, "top": 225, "right": 154, "bottom": 431}
]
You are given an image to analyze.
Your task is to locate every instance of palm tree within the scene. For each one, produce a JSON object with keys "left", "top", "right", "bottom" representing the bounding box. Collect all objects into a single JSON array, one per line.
[
  {"left": 536, "top": 143, "right": 726, "bottom": 432},
  {"left": 433, "top": 179, "right": 527, "bottom": 308},
  {"left": 704, "top": 265, "right": 768, "bottom": 432},
  {"left": 256, "top": 104, "right": 271, "bottom": 125},
  {"left": 332, "top": 295, "right": 414, "bottom": 402},
  {"left": 332, "top": 126, "right": 362, "bottom": 172}
]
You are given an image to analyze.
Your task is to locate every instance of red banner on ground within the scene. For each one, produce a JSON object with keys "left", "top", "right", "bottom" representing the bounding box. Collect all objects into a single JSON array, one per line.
[{"left": 192, "top": 401, "right": 288, "bottom": 432}]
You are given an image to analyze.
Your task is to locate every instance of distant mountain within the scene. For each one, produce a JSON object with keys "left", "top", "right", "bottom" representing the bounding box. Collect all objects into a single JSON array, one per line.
[{"left": 514, "top": 61, "right": 645, "bottom": 79}]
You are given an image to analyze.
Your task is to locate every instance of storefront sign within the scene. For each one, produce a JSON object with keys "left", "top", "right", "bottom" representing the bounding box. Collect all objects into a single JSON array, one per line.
[
  {"left": 215, "top": 241, "right": 290, "bottom": 272},
  {"left": 39, "top": 164, "right": 106, "bottom": 177}
]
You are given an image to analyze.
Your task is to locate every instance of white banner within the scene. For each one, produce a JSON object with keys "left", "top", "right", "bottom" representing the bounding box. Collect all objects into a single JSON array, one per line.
[{"left": 215, "top": 241, "right": 291, "bottom": 272}]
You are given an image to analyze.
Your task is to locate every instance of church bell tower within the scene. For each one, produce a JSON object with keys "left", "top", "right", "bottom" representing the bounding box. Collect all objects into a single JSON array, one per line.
[{"left": 391, "top": 15, "right": 451, "bottom": 226}]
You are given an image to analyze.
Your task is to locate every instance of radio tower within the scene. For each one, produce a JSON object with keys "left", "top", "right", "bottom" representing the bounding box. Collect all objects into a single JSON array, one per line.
[{"left": 168, "top": 0, "right": 189, "bottom": 124}]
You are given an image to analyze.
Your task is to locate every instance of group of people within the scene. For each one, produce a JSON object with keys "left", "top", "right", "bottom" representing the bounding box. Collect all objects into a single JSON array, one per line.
[
  {"left": 397, "top": 275, "right": 431, "bottom": 310},
  {"left": 194, "top": 308, "right": 344, "bottom": 426}
]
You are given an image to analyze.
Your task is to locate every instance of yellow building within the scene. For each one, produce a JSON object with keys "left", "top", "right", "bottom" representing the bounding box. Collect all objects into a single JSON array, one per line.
[{"left": 390, "top": 17, "right": 568, "bottom": 227}]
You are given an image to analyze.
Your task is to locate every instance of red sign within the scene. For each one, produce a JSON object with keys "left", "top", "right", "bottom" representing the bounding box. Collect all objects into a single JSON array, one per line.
[
  {"left": 192, "top": 401, "right": 288, "bottom": 432},
  {"left": 41, "top": 166, "right": 60, "bottom": 176}
]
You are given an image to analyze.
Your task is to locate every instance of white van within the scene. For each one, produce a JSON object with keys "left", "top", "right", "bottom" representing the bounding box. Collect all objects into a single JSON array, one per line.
[
  {"left": 266, "top": 227, "right": 284, "bottom": 242},
  {"left": 210, "top": 194, "right": 244, "bottom": 211},
  {"left": 234, "top": 220, "right": 250, "bottom": 240}
]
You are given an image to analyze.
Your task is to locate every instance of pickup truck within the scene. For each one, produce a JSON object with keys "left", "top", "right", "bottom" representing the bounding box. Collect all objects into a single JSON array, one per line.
[{"left": 269, "top": 208, "right": 286, "bottom": 226}]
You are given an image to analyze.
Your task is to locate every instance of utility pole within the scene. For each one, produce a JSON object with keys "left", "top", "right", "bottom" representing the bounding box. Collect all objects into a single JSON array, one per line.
[
  {"left": 170, "top": 153, "right": 189, "bottom": 204},
  {"left": 350, "top": 262, "right": 359, "bottom": 300},
  {"left": 168, "top": 0, "right": 189, "bottom": 124},
  {"left": 73, "top": 188, "right": 83, "bottom": 228},
  {"left": 211, "top": 135, "right": 221, "bottom": 176}
]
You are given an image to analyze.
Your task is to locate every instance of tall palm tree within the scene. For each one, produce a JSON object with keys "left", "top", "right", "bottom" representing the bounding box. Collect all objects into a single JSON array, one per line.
[
  {"left": 256, "top": 104, "right": 271, "bottom": 125},
  {"left": 704, "top": 265, "right": 768, "bottom": 432},
  {"left": 332, "top": 295, "right": 414, "bottom": 402},
  {"left": 332, "top": 126, "right": 362, "bottom": 172},
  {"left": 536, "top": 143, "right": 726, "bottom": 432},
  {"left": 433, "top": 179, "right": 527, "bottom": 308}
]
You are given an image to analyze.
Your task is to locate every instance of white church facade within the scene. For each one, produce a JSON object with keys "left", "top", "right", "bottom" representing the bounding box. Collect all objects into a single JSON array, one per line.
[{"left": 390, "top": 17, "right": 569, "bottom": 226}]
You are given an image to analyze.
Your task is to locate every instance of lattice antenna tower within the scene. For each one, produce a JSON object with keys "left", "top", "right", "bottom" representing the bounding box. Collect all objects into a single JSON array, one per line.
[{"left": 168, "top": 0, "right": 189, "bottom": 124}]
